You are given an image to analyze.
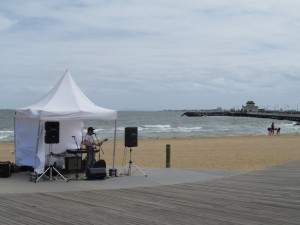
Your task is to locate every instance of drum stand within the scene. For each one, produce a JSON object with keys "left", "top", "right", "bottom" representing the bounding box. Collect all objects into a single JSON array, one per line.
[
  {"left": 120, "top": 148, "right": 147, "bottom": 177},
  {"left": 35, "top": 144, "right": 68, "bottom": 183}
]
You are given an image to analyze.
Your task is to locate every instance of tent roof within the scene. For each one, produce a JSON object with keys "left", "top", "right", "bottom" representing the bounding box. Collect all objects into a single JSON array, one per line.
[{"left": 15, "top": 70, "right": 117, "bottom": 120}]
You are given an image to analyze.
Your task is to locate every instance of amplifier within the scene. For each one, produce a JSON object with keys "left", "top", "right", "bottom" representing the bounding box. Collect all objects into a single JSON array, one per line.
[
  {"left": 0, "top": 162, "right": 11, "bottom": 178},
  {"left": 65, "top": 157, "right": 82, "bottom": 172}
]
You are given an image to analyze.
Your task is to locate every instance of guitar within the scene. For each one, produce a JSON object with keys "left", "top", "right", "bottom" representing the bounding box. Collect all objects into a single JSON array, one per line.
[
  {"left": 95, "top": 138, "right": 108, "bottom": 155},
  {"left": 97, "top": 138, "right": 108, "bottom": 146}
]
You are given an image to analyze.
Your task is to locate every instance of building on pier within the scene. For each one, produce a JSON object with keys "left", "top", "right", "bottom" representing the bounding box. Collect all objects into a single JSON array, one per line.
[{"left": 242, "top": 100, "right": 259, "bottom": 113}]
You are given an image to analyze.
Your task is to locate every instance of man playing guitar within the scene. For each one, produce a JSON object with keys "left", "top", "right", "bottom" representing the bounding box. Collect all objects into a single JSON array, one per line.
[{"left": 83, "top": 127, "right": 105, "bottom": 171}]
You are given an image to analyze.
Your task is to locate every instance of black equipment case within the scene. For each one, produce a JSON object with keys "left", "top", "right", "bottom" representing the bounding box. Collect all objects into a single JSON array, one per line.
[{"left": 0, "top": 162, "right": 11, "bottom": 178}]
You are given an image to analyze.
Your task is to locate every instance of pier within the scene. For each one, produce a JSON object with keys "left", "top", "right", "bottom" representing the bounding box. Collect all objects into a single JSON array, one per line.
[{"left": 181, "top": 111, "right": 300, "bottom": 122}]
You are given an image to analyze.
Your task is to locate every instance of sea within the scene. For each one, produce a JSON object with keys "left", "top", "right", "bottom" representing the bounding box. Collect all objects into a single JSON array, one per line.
[{"left": 1, "top": 109, "right": 300, "bottom": 143}]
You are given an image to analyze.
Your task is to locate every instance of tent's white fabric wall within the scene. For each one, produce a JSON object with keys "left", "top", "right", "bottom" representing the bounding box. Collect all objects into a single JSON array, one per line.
[{"left": 15, "top": 70, "right": 117, "bottom": 173}]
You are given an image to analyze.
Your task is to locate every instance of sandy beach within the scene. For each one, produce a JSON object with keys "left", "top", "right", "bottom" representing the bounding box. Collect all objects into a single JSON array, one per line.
[{"left": 2, "top": 134, "right": 300, "bottom": 170}]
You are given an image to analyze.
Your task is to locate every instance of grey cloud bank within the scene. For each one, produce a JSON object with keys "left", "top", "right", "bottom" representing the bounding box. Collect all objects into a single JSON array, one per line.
[{"left": 1, "top": 0, "right": 300, "bottom": 111}]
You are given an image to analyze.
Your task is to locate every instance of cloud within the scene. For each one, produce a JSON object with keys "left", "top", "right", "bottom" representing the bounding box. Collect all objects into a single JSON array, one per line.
[
  {"left": 1, "top": 0, "right": 300, "bottom": 110},
  {"left": 0, "top": 14, "right": 17, "bottom": 31}
]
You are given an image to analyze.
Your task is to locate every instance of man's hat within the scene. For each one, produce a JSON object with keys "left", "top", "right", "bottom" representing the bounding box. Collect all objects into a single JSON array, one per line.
[{"left": 87, "top": 127, "right": 95, "bottom": 131}]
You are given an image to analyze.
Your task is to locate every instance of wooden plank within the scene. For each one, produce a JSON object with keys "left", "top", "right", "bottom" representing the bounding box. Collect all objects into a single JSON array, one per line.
[{"left": 0, "top": 161, "right": 300, "bottom": 224}]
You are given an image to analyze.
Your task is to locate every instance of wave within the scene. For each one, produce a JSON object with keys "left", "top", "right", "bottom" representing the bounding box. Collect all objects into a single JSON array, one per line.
[
  {"left": 141, "top": 125, "right": 172, "bottom": 129},
  {"left": 139, "top": 125, "right": 204, "bottom": 133},
  {"left": 0, "top": 130, "right": 14, "bottom": 141},
  {"left": 0, "top": 130, "right": 13, "bottom": 133}
]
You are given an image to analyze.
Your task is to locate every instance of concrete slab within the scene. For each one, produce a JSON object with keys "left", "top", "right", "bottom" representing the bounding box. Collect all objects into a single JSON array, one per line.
[{"left": 0, "top": 167, "right": 245, "bottom": 194}]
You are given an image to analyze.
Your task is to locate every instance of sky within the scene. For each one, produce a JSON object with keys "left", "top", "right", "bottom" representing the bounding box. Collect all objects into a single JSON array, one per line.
[{"left": 1, "top": 0, "right": 300, "bottom": 111}]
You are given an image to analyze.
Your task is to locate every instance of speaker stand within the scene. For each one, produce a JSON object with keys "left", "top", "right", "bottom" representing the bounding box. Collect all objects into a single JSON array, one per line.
[
  {"left": 35, "top": 145, "right": 68, "bottom": 183},
  {"left": 35, "top": 164, "right": 68, "bottom": 183},
  {"left": 120, "top": 148, "right": 147, "bottom": 177}
]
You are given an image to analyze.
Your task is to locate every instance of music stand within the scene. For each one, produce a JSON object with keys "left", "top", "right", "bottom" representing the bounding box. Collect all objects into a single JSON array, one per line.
[
  {"left": 35, "top": 144, "right": 68, "bottom": 183},
  {"left": 120, "top": 147, "right": 147, "bottom": 177}
]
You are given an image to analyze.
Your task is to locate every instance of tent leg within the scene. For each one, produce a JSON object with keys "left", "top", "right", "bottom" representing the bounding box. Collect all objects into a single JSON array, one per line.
[
  {"left": 109, "top": 120, "right": 118, "bottom": 177},
  {"left": 34, "top": 121, "right": 42, "bottom": 171},
  {"left": 14, "top": 113, "right": 16, "bottom": 162}
]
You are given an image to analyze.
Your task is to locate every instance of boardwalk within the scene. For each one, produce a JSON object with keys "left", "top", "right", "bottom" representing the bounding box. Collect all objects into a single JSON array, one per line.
[{"left": 1, "top": 161, "right": 300, "bottom": 224}]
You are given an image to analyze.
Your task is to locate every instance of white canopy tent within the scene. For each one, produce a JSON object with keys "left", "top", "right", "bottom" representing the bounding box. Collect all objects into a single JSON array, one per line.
[{"left": 14, "top": 70, "right": 117, "bottom": 173}]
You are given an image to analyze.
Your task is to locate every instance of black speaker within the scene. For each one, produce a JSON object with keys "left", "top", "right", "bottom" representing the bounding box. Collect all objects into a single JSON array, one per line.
[
  {"left": 125, "top": 127, "right": 138, "bottom": 147},
  {"left": 65, "top": 157, "right": 82, "bottom": 172},
  {"left": 45, "top": 122, "right": 59, "bottom": 144},
  {"left": 86, "top": 168, "right": 106, "bottom": 179},
  {"left": 86, "top": 159, "right": 107, "bottom": 179}
]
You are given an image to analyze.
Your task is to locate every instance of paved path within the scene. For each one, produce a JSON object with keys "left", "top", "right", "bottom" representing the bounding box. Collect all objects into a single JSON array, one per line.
[
  {"left": 0, "top": 162, "right": 300, "bottom": 224},
  {"left": 0, "top": 167, "right": 241, "bottom": 193}
]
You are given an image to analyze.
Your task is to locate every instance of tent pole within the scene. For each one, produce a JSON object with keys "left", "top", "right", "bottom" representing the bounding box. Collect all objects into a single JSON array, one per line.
[
  {"left": 14, "top": 112, "right": 16, "bottom": 162},
  {"left": 109, "top": 120, "right": 118, "bottom": 177},
  {"left": 34, "top": 121, "right": 42, "bottom": 172},
  {"left": 113, "top": 120, "right": 117, "bottom": 169}
]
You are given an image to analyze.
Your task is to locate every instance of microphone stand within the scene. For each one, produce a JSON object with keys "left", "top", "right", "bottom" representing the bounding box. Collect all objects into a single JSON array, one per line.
[
  {"left": 72, "top": 136, "right": 79, "bottom": 149},
  {"left": 70, "top": 135, "right": 84, "bottom": 180}
]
